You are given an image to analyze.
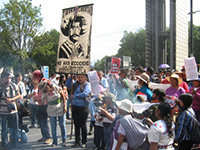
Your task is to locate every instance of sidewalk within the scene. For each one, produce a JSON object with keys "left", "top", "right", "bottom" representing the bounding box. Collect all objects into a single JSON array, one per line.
[{"left": 0, "top": 116, "right": 95, "bottom": 150}]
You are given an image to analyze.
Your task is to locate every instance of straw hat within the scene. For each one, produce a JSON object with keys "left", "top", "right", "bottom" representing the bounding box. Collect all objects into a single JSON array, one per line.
[
  {"left": 136, "top": 73, "right": 150, "bottom": 86},
  {"left": 116, "top": 99, "right": 133, "bottom": 113},
  {"left": 166, "top": 73, "right": 183, "bottom": 85},
  {"left": 38, "top": 80, "right": 49, "bottom": 93},
  {"left": 103, "top": 92, "right": 116, "bottom": 102}
]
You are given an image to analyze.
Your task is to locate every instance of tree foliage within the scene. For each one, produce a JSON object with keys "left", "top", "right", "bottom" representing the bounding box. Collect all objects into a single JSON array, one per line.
[
  {"left": 0, "top": 0, "right": 42, "bottom": 74},
  {"left": 29, "top": 29, "right": 59, "bottom": 74},
  {"left": 94, "top": 28, "right": 146, "bottom": 71},
  {"left": 116, "top": 29, "right": 146, "bottom": 67},
  {"left": 190, "top": 24, "right": 200, "bottom": 64}
]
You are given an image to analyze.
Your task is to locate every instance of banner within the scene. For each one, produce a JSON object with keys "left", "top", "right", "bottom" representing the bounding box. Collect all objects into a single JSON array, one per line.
[
  {"left": 87, "top": 71, "right": 100, "bottom": 95},
  {"left": 56, "top": 4, "right": 93, "bottom": 74},
  {"left": 184, "top": 57, "right": 198, "bottom": 81},
  {"left": 110, "top": 57, "right": 121, "bottom": 74}
]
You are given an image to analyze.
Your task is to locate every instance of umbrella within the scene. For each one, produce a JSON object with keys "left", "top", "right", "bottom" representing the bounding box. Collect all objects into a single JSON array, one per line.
[{"left": 158, "top": 64, "right": 170, "bottom": 68}]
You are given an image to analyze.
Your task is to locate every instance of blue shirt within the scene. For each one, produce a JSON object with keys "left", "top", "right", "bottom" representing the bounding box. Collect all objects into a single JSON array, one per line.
[
  {"left": 66, "top": 77, "right": 91, "bottom": 107},
  {"left": 134, "top": 85, "right": 153, "bottom": 102},
  {"left": 100, "top": 77, "right": 109, "bottom": 88}
]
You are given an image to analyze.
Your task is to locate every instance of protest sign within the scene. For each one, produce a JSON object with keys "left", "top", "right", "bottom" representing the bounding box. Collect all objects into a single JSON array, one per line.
[
  {"left": 184, "top": 57, "right": 198, "bottom": 81},
  {"left": 88, "top": 71, "right": 100, "bottom": 95},
  {"left": 56, "top": 4, "right": 93, "bottom": 74},
  {"left": 110, "top": 57, "right": 121, "bottom": 74}
]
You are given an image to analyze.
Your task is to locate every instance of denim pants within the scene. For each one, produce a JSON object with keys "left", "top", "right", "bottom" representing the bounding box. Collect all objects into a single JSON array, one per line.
[
  {"left": 38, "top": 105, "right": 50, "bottom": 139},
  {"left": 72, "top": 105, "right": 89, "bottom": 144},
  {"left": 1, "top": 113, "right": 19, "bottom": 146},
  {"left": 104, "top": 126, "right": 112, "bottom": 150},
  {"left": 49, "top": 114, "right": 66, "bottom": 142},
  {"left": 30, "top": 104, "right": 38, "bottom": 126}
]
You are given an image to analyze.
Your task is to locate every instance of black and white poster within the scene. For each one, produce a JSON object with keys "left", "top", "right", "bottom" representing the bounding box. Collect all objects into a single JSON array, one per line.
[{"left": 56, "top": 4, "right": 93, "bottom": 74}]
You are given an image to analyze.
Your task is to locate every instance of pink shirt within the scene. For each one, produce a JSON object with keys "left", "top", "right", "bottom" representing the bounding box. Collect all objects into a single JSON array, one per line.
[{"left": 165, "top": 86, "right": 185, "bottom": 98}]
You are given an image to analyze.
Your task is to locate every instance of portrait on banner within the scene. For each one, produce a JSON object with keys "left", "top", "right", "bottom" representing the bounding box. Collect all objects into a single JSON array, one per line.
[{"left": 56, "top": 4, "right": 93, "bottom": 74}]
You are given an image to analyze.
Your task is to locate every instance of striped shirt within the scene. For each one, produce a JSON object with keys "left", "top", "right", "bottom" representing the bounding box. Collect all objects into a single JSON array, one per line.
[{"left": 0, "top": 82, "right": 18, "bottom": 114}]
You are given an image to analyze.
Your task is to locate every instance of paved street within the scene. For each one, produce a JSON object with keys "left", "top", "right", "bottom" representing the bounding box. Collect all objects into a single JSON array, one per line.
[{"left": 0, "top": 115, "right": 95, "bottom": 150}]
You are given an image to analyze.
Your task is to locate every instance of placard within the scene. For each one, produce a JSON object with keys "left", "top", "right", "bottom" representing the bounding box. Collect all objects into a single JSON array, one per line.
[
  {"left": 184, "top": 57, "right": 198, "bottom": 81},
  {"left": 110, "top": 57, "right": 121, "bottom": 74},
  {"left": 56, "top": 4, "right": 93, "bottom": 74}
]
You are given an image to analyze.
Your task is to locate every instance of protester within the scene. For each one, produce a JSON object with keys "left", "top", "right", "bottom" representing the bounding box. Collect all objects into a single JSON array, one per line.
[
  {"left": 110, "top": 99, "right": 149, "bottom": 150},
  {"left": 66, "top": 74, "right": 91, "bottom": 148},
  {"left": 165, "top": 74, "right": 185, "bottom": 98},
  {"left": 147, "top": 67, "right": 157, "bottom": 83},
  {"left": 175, "top": 70, "right": 189, "bottom": 93},
  {"left": 88, "top": 76, "right": 106, "bottom": 136},
  {"left": 93, "top": 96, "right": 105, "bottom": 150},
  {"left": 98, "top": 71, "right": 109, "bottom": 90},
  {"left": 147, "top": 102, "right": 175, "bottom": 150},
  {"left": 107, "top": 74, "right": 116, "bottom": 95},
  {"left": 134, "top": 66, "right": 144, "bottom": 76},
  {"left": 39, "top": 80, "right": 67, "bottom": 147},
  {"left": 165, "top": 73, "right": 186, "bottom": 116},
  {"left": 49, "top": 73, "right": 56, "bottom": 82},
  {"left": 15, "top": 72, "right": 27, "bottom": 99},
  {"left": 189, "top": 78, "right": 200, "bottom": 122},
  {"left": 27, "top": 79, "right": 39, "bottom": 128},
  {"left": 99, "top": 92, "right": 118, "bottom": 150},
  {"left": 175, "top": 93, "right": 195, "bottom": 150},
  {"left": 114, "top": 69, "right": 132, "bottom": 101},
  {"left": 158, "top": 75, "right": 163, "bottom": 83},
  {"left": 161, "top": 69, "right": 172, "bottom": 84},
  {"left": 133, "top": 88, "right": 166, "bottom": 122},
  {"left": 0, "top": 71, "right": 22, "bottom": 148},
  {"left": 59, "top": 74, "right": 66, "bottom": 89},
  {"left": 51, "top": 74, "right": 60, "bottom": 86},
  {"left": 14, "top": 72, "right": 27, "bottom": 127},
  {"left": 134, "top": 72, "right": 153, "bottom": 102},
  {"left": 32, "top": 70, "right": 51, "bottom": 144}
]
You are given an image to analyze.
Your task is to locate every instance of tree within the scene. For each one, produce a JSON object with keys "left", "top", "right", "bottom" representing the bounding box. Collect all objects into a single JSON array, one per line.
[
  {"left": 0, "top": 0, "right": 42, "bottom": 75},
  {"left": 116, "top": 28, "right": 146, "bottom": 67},
  {"left": 190, "top": 24, "right": 200, "bottom": 64},
  {"left": 29, "top": 29, "right": 60, "bottom": 74},
  {"left": 94, "top": 56, "right": 106, "bottom": 71}
]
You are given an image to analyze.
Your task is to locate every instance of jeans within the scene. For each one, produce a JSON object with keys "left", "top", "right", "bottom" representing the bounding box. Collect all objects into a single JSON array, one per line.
[
  {"left": 49, "top": 114, "right": 66, "bottom": 142},
  {"left": 72, "top": 105, "right": 89, "bottom": 144},
  {"left": 38, "top": 105, "right": 50, "bottom": 139},
  {"left": 30, "top": 104, "right": 38, "bottom": 126},
  {"left": 1, "top": 113, "right": 19, "bottom": 146},
  {"left": 104, "top": 126, "right": 112, "bottom": 150}
]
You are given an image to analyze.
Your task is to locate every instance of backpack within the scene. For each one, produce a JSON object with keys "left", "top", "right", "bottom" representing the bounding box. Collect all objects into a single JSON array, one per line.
[
  {"left": 73, "top": 81, "right": 91, "bottom": 106},
  {"left": 187, "top": 111, "right": 200, "bottom": 144}
]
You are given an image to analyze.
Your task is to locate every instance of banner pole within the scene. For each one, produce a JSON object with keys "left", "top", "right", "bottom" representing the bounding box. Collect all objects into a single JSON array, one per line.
[{"left": 69, "top": 74, "right": 74, "bottom": 139}]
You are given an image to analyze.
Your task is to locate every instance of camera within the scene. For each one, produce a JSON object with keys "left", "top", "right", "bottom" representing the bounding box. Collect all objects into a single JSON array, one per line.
[{"left": 94, "top": 97, "right": 103, "bottom": 112}]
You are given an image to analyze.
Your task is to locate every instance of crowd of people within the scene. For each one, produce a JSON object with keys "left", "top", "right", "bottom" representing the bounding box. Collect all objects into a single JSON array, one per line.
[{"left": 0, "top": 65, "right": 200, "bottom": 150}]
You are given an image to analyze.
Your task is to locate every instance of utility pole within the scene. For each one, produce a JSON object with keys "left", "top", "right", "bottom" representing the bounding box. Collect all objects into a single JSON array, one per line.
[{"left": 190, "top": 0, "right": 193, "bottom": 57}]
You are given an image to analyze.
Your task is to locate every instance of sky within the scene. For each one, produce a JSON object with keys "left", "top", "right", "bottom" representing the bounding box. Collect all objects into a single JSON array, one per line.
[{"left": 1, "top": 0, "right": 200, "bottom": 66}]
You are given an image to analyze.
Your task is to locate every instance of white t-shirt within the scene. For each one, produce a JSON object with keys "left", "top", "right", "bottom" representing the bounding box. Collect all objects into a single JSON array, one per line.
[
  {"left": 148, "top": 120, "right": 175, "bottom": 150},
  {"left": 28, "top": 88, "right": 38, "bottom": 105},
  {"left": 95, "top": 112, "right": 103, "bottom": 127}
]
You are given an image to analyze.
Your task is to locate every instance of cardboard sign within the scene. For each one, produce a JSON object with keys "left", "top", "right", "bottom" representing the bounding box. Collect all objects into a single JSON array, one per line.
[
  {"left": 87, "top": 71, "right": 100, "bottom": 95},
  {"left": 110, "top": 57, "right": 121, "bottom": 74},
  {"left": 184, "top": 57, "right": 198, "bottom": 81},
  {"left": 56, "top": 4, "right": 93, "bottom": 74}
]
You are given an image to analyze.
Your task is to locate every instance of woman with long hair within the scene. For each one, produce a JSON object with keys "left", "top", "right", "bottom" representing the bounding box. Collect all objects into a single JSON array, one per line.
[{"left": 147, "top": 102, "right": 175, "bottom": 150}]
